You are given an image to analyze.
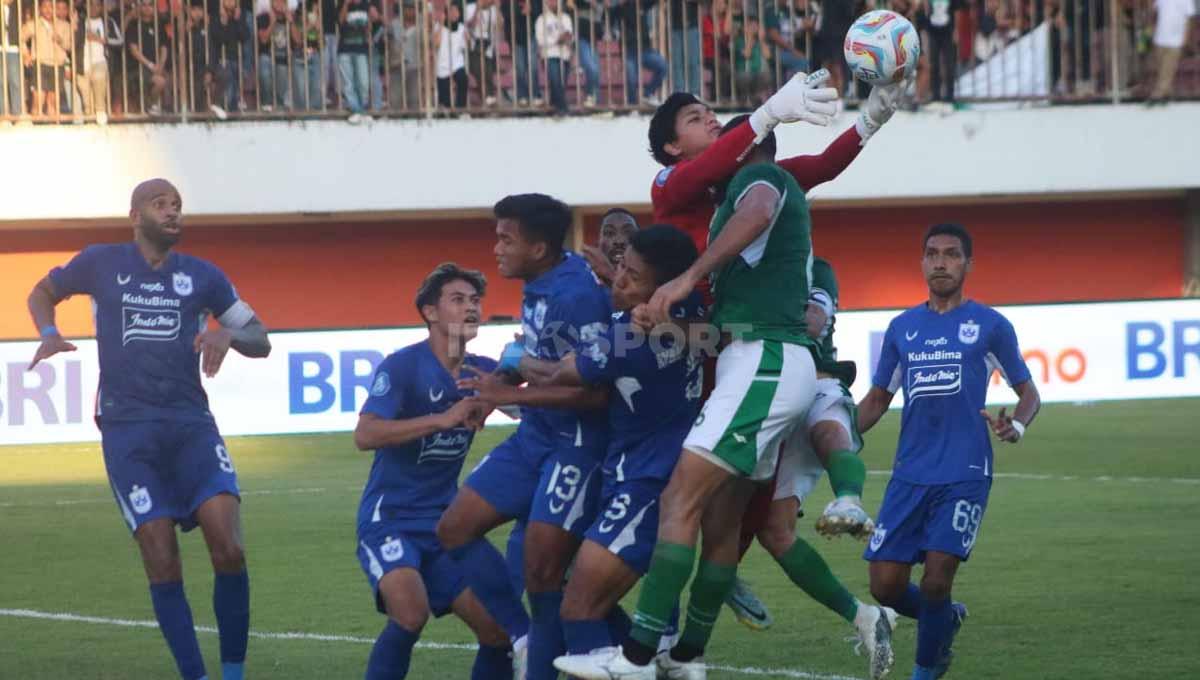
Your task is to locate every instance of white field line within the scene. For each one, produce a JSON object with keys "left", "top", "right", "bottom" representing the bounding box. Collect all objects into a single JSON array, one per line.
[{"left": 0, "top": 608, "right": 863, "bottom": 680}]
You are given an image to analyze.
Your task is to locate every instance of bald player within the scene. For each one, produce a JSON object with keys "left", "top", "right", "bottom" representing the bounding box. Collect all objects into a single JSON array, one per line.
[{"left": 27, "top": 179, "right": 272, "bottom": 680}]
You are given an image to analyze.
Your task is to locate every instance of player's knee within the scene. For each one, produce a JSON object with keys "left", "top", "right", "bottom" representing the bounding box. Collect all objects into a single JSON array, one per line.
[
  {"left": 810, "top": 425, "right": 849, "bottom": 458},
  {"left": 387, "top": 607, "right": 429, "bottom": 634},
  {"left": 919, "top": 574, "right": 953, "bottom": 603},
  {"left": 756, "top": 522, "right": 795, "bottom": 559},
  {"left": 524, "top": 554, "right": 567, "bottom": 593},
  {"left": 869, "top": 576, "right": 906, "bottom": 607},
  {"left": 209, "top": 542, "right": 246, "bottom": 573},
  {"left": 474, "top": 618, "right": 510, "bottom": 648},
  {"left": 144, "top": 556, "right": 183, "bottom": 583},
  {"left": 658, "top": 483, "right": 704, "bottom": 532},
  {"left": 435, "top": 513, "right": 466, "bottom": 550}
]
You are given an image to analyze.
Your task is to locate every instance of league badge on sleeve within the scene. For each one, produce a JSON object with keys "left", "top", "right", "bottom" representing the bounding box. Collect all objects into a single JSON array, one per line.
[
  {"left": 172, "top": 271, "right": 194, "bottom": 296},
  {"left": 958, "top": 320, "right": 980, "bottom": 345},
  {"left": 371, "top": 372, "right": 391, "bottom": 397}
]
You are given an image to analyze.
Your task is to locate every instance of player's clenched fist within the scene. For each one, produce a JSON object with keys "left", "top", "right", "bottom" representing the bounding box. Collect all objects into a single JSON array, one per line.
[
  {"left": 749, "top": 69, "right": 840, "bottom": 141},
  {"left": 443, "top": 396, "right": 489, "bottom": 431},
  {"left": 194, "top": 327, "right": 234, "bottom": 378},
  {"left": 633, "top": 273, "right": 696, "bottom": 331}
]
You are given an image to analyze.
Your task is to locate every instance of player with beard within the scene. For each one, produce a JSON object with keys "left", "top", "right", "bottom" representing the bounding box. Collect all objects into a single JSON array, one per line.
[{"left": 27, "top": 179, "right": 271, "bottom": 680}]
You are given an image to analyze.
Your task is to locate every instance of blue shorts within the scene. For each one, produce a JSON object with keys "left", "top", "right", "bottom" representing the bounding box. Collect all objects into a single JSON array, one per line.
[
  {"left": 357, "top": 521, "right": 467, "bottom": 617},
  {"left": 864, "top": 478, "right": 991, "bottom": 564},
  {"left": 465, "top": 427, "right": 602, "bottom": 538},
  {"left": 583, "top": 477, "right": 665, "bottom": 575},
  {"left": 101, "top": 419, "right": 240, "bottom": 533}
]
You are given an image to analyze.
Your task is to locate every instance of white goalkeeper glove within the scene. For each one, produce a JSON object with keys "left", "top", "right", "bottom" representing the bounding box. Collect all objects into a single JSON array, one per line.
[
  {"left": 855, "top": 79, "right": 905, "bottom": 145},
  {"left": 748, "top": 69, "right": 840, "bottom": 142}
]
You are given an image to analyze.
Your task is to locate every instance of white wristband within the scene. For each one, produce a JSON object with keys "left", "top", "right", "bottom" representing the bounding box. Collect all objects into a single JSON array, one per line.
[{"left": 1010, "top": 419, "right": 1026, "bottom": 440}]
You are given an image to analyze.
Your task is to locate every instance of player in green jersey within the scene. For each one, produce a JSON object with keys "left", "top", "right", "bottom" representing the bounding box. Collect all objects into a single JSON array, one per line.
[{"left": 555, "top": 116, "right": 892, "bottom": 680}]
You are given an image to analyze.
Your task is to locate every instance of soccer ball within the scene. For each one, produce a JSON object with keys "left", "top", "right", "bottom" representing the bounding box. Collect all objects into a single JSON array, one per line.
[{"left": 843, "top": 10, "right": 921, "bottom": 86}]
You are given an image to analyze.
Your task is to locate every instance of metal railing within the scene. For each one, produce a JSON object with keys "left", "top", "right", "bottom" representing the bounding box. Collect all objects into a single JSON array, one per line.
[{"left": 0, "top": 0, "right": 1195, "bottom": 124}]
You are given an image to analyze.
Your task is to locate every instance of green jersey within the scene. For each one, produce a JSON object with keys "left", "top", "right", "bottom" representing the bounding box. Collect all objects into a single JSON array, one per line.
[
  {"left": 708, "top": 162, "right": 814, "bottom": 348},
  {"left": 810, "top": 257, "right": 854, "bottom": 385}
]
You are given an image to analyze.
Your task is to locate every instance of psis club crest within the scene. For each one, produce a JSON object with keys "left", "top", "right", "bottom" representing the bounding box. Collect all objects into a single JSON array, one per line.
[
  {"left": 381, "top": 537, "right": 405, "bottom": 562},
  {"left": 129, "top": 485, "right": 153, "bottom": 514},
  {"left": 172, "top": 271, "right": 194, "bottom": 296},
  {"left": 958, "top": 321, "right": 980, "bottom": 345}
]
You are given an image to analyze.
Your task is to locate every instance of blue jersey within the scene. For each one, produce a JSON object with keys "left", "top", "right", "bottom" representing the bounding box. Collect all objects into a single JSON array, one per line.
[
  {"left": 873, "top": 301, "right": 1031, "bottom": 485},
  {"left": 518, "top": 252, "right": 612, "bottom": 452},
  {"left": 575, "top": 295, "right": 705, "bottom": 482},
  {"left": 357, "top": 340, "right": 498, "bottom": 532},
  {"left": 48, "top": 242, "right": 254, "bottom": 424}
]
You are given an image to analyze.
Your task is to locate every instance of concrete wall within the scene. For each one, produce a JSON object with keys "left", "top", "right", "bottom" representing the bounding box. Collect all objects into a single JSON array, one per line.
[{"left": 2, "top": 102, "right": 1198, "bottom": 223}]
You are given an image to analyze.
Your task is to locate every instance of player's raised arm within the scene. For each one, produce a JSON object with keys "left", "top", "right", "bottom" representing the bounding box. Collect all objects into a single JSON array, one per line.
[
  {"left": 777, "top": 82, "right": 901, "bottom": 191},
  {"left": 27, "top": 276, "right": 77, "bottom": 369}
]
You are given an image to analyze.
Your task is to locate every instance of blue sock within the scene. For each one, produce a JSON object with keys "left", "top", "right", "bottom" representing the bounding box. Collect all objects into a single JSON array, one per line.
[
  {"left": 365, "top": 621, "right": 418, "bottom": 680},
  {"left": 564, "top": 619, "right": 613, "bottom": 654},
  {"left": 605, "top": 606, "right": 632, "bottom": 642},
  {"left": 449, "top": 539, "right": 531, "bottom": 641},
  {"left": 505, "top": 521, "right": 527, "bottom": 601},
  {"left": 149, "top": 581, "right": 207, "bottom": 680},
  {"left": 527, "top": 590, "right": 565, "bottom": 680},
  {"left": 213, "top": 570, "right": 250, "bottom": 673},
  {"left": 916, "top": 595, "right": 954, "bottom": 668},
  {"left": 910, "top": 665, "right": 936, "bottom": 680},
  {"left": 471, "top": 643, "right": 514, "bottom": 680},
  {"left": 894, "top": 582, "right": 922, "bottom": 620}
]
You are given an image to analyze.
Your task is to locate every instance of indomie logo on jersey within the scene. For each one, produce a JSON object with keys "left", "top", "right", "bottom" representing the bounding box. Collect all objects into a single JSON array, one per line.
[
  {"left": 122, "top": 306, "right": 182, "bottom": 345},
  {"left": 417, "top": 428, "right": 472, "bottom": 463},
  {"left": 907, "top": 363, "right": 962, "bottom": 400}
]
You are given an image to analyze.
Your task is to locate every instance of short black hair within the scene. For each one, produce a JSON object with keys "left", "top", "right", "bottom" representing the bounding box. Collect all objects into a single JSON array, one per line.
[
  {"left": 721, "top": 114, "right": 775, "bottom": 158},
  {"left": 600, "top": 207, "right": 639, "bottom": 228},
  {"left": 648, "top": 92, "right": 704, "bottom": 167},
  {"left": 415, "top": 262, "right": 487, "bottom": 323},
  {"left": 628, "top": 224, "right": 699, "bottom": 286},
  {"left": 923, "top": 223, "right": 973, "bottom": 258},
  {"left": 493, "top": 193, "right": 572, "bottom": 254}
]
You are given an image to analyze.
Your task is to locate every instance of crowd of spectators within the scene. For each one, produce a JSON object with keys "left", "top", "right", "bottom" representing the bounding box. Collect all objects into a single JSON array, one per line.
[{"left": 0, "top": 0, "right": 1194, "bottom": 123}]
